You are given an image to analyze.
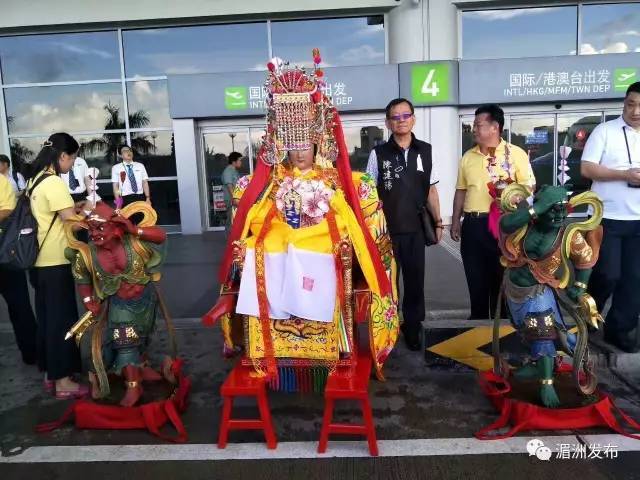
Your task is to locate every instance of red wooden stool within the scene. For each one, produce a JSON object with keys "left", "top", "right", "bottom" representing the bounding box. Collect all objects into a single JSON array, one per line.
[
  {"left": 318, "top": 354, "right": 378, "bottom": 456},
  {"left": 218, "top": 363, "right": 277, "bottom": 449}
]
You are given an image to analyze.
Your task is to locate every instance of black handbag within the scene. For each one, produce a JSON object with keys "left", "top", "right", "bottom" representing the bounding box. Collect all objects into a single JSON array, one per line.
[{"left": 397, "top": 166, "right": 438, "bottom": 247}]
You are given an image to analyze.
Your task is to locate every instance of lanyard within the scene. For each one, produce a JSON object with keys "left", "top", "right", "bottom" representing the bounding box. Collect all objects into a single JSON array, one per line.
[{"left": 623, "top": 126, "right": 634, "bottom": 166}]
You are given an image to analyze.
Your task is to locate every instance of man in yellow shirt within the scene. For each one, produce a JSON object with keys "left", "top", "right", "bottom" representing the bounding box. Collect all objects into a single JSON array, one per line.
[
  {"left": 451, "top": 104, "right": 535, "bottom": 319},
  {"left": 0, "top": 174, "right": 37, "bottom": 364}
]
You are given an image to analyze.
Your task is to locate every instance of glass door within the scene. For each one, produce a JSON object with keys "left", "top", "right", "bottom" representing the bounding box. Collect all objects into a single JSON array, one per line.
[
  {"left": 201, "top": 129, "right": 252, "bottom": 230},
  {"left": 510, "top": 115, "right": 556, "bottom": 188},
  {"left": 340, "top": 118, "right": 387, "bottom": 173}
]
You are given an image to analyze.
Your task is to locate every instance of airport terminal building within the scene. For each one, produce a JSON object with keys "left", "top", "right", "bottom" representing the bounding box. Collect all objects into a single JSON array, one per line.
[{"left": 0, "top": 0, "right": 638, "bottom": 232}]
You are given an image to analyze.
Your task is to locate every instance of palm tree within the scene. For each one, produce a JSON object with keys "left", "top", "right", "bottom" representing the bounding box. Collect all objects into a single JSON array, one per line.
[
  {"left": 81, "top": 102, "right": 155, "bottom": 169},
  {"left": 9, "top": 139, "right": 34, "bottom": 178}
]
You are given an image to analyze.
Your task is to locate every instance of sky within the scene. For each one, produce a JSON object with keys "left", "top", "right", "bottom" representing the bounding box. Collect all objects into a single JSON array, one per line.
[{"left": 463, "top": 3, "right": 640, "bottom": 59}]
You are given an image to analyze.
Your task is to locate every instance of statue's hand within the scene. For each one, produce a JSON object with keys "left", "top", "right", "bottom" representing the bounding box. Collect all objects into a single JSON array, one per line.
[
  {"left": 85, "top": 299, "right": 102, "bottom": 316},
  {"left": 110, "top": 214, "right": 137, "bottom": 235},
  {"left": 566, "top": 285, "right": 585, "bottom": 303}
]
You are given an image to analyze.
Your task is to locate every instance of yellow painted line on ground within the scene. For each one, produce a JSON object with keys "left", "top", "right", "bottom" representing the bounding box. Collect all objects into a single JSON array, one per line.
[{"left": 427, "top": 325, "right": 515, "bottom": 371}]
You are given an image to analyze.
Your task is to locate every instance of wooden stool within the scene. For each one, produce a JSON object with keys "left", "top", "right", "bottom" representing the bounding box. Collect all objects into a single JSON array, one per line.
[
  {"left": 318, "top": 354, "right": 378, "bottom": 456},
  {"left": 218, "top": 363, "right": 277, "bottom": 449}
]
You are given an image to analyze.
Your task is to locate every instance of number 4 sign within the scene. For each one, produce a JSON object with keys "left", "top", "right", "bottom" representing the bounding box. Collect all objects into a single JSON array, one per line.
[{"left": 411, "top": 63, "right": 451, "bottom": 104}]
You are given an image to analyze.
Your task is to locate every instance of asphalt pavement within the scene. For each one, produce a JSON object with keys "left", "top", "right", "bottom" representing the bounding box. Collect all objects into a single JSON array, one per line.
[{"left": 1, "top": 232, "right": 639, "bottom": 479}]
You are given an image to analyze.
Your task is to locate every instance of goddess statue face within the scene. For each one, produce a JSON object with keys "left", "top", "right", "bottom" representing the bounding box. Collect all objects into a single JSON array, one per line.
[{"left": 287, "top": 146, "right": 314, "bottom": 172}]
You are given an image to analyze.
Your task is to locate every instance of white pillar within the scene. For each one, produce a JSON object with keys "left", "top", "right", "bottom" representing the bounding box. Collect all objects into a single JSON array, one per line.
[
  {"left": 173, "top": 118, "right": 203, "bottom": 234},
  {"left": 425, "top": 0, "right": 459, "bottom": 223},
  {"left": 387, "top": 0, "right": 425, "bottom": 64}
]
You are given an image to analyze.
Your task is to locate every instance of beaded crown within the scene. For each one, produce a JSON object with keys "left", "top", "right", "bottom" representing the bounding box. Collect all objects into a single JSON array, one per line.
[{"left": 262, "top": 49, "right": 337, "bottom": 168}]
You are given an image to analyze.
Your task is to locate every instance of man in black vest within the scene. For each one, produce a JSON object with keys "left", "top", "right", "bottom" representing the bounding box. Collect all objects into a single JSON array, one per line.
[{"left": 366, "top": 98, "right": 442, "bottom": 351}]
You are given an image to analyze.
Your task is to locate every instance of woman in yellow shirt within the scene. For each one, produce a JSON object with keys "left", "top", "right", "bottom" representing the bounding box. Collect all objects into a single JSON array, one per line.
[{"left": 27, "top": 133, "right": 88, "bottom": 399}]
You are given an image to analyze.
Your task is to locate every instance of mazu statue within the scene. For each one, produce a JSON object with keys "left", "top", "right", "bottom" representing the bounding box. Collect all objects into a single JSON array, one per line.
[
  {"left": 496, "top": 183, "right": 604, "bottom": 408},
  {"left": 203, "top": 50, "right": 399, "bottom": 388}
]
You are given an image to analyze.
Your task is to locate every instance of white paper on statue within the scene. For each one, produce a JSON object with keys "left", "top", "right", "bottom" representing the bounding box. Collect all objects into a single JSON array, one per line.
[
  {"left": 280, "top": 245, "right": 336, "bottom": 322},
  {"left": 236, "top": 248, "right": 290, "bottom": 319}
]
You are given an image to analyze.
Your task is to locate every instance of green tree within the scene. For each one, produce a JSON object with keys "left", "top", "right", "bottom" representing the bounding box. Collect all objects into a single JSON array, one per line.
[{"left": 81, "top": 103, "right": 155, "bottom": 169}]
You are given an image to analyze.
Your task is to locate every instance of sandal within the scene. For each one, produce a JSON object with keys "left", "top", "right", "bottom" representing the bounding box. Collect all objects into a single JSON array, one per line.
[
  {"left": 55, "top": 384, "right": 89, "bottom": 400},
  {"left": 43, "top": 379, "right": 55, "bottom": 394}
]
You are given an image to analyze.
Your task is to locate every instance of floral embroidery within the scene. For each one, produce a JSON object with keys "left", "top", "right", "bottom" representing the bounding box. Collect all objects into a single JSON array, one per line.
[{"left": 275, "top": 176, "right": 334, "bottom": 226}]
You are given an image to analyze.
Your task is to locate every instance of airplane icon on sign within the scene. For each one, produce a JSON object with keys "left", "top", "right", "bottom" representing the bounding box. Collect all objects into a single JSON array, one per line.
[
  {"left": 226, "top": 91, "right": 243, "bottom": 99},
  {"left": 618, "top": 72, "right": 636, "bottom": 82}
]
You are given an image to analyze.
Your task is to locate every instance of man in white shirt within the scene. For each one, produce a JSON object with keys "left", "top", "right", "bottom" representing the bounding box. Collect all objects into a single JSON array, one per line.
[
  {"left": 581, "top": 81, "right": 640, "bottom": 353},
  {"left": 111, "top": 145, "right": 151, "bottom": 209},
  {"left": 60, "top": 156, "right": 90, "bottom": 204},
  {"left": 0, "top": 154, "right": 26, "bottom": 194}
]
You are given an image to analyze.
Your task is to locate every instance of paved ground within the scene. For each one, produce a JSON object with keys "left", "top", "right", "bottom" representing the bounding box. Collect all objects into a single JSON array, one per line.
[{"left": 1, "top": 232, "right": 639, "bottom": 479}]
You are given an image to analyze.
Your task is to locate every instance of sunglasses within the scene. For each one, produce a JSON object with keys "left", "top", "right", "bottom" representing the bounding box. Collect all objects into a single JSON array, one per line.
[
  {"left": 389, "top": 113, "right": 413, "bottom": 122},
  {"left": 550, "top": 202, "right": 568, "bottom": 213}
]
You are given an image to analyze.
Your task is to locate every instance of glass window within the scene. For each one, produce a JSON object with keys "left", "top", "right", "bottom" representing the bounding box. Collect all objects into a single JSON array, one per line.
[
  {"left": 10, "top": 133, "right": 125, "bottom": 181},
  {"left": 9, "top": 137, "right": 43, "bottom": 179},
  {"left": 605, "top": 109, "right": 622, "bottom": 122},
  {"left": 122, "top": 23, "right": 269, "bottom": 77},
  {"left": 510, "top": 116, "right": 555, "bottom": 188},
  {"left": 271, "top": 16, "right": 385, "bottom": 67},
  {"left": 95, "top": 179, "right": 180, "bottom": 225},
  {"left": 249, "top": 127, "right": 265, "bottom": 172},
  {"left": 78, "top": 133, "right": 126, "bottom": 179},
  {"left": 130, "top": 131, "right": 176, "bottom": 177},
  {"left": 127, "top": 80, "right": 171, "bottom": 128},
  {"left": 0, "top": 31, "right": 120, "bottom": 84},
  {"left": 342, "top": 125, "right": 385, "bottom": 172},
  {"left": 4, "top": 83, "right": 125, "bottom": 135},
  {"left": 581, "top": 3, "right": 640, "bottom": 55},
  {"left": 461, "top": 117, "right": 475, "bottom": 155},
  {"left": 202, "top": 131, "right": 250, "bottom": 228},
  {"left": 460, "top": 116, "right": 508, "bottom": 156},
  {"left": 462, "top": 7, "right": 577, "bottom": 59}
]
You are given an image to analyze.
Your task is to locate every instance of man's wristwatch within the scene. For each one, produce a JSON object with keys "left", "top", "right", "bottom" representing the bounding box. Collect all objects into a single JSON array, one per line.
[
  {"left": 528, "top": 207, "right": 538, "bottom": 220},
  {"left": 137, "top": 228, "right": 144, "bottom": 237},
  {"left": 82, "top": 296, "right": 92, "bottom": 304}
]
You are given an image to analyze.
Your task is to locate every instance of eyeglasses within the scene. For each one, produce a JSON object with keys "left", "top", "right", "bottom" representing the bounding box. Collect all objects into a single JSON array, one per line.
[{"left": 389, "top": 113, "right": 413, "bottom": 122}]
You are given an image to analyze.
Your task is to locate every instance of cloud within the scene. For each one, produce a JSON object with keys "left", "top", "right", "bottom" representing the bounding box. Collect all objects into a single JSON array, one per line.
[
  {"left": 128, "top": 80, "right": 170, "bottom": 126},
  {"left": 8, "top": 87, "right": 123, "bottom": 134},
  {"left": 339, "top": 45, "right": 384, "bottom": 65},
  {"left": 468, "top": 8, "right": 555, "bottom": 21},
  {"left": 580, "top": 41, "right": 632, "bottom": 54},
  {"left": 51, "top": 42, "right": 115, "bottom": 59},
  {"left": 350, "top": 23, "right": 384, "bottom": 39}
]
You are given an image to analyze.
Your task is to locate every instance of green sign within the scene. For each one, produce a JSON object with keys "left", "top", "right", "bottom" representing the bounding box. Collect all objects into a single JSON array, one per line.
[
  {"left": 224, "top": 86, "right": 248, "bottom": 110},
  {"left": 411, "top": 63, "right": 451, "bottom": 103},
  {"left": 614, "top": 68, "right": 637, "bottom": 92}
]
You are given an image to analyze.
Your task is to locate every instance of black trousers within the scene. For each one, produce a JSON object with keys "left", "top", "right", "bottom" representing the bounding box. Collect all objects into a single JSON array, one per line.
[
  {"left": 30, "top": 265, "right": 81, "bottom": 380},
  {"left": 460, "top": 216, "right": 504, "bottom": 320},
  {"left": 71, "top": 192, "right": 87, "bottom": 203},
  {"left": 588, "top": 219, "right": 640, "bottom": 339},
  {"left": 122, "top": 194, "right": 146, "bottom": 224},
  {"left": 0, "top": 267, "right": 37, "bottom": 362},
  {"left": 122, "top": 193, "right": 146, "bottom": 207},
  {"left": 391, "top": 230, "right": 425, "bottom": 336}
]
